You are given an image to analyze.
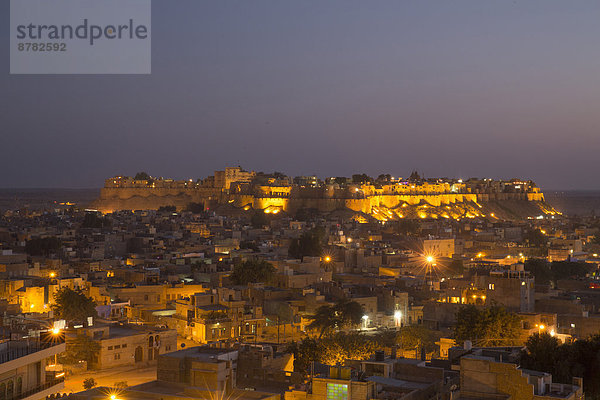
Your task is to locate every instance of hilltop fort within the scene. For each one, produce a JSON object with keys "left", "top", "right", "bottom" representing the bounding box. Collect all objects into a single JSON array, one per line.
[{"left": 90, "top": 167, "right": 559, "bottom": 220}]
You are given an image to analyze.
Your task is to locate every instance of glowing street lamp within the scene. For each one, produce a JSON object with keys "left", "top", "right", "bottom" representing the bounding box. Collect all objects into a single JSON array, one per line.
[
  {"left": 362, "top": 314, "right": 369, "bottom": 329},
  {"left": 394, "top": 310, "right": 402, "bottom": 327}
]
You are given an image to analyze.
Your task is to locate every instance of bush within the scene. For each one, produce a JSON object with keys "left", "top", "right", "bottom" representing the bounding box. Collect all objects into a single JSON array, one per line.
[{"left": 83, "top": 378, "right": 97, "bottom": 390}]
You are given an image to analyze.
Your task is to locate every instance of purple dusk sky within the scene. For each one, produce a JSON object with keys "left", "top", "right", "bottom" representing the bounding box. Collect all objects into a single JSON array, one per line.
[{"left": 1, "top": 1, "right": 599, "bottom": 189}]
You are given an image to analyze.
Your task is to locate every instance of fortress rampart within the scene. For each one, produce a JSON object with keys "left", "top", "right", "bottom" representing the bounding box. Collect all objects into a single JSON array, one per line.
[{"left": 91, "top": 181, "right": 554, "bottom": 221}]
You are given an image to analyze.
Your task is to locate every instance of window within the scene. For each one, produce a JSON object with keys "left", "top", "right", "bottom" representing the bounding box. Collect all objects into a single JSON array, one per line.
[
  {"left": 115, "top": 345, "right": 121, "bottom": 349},
  {"left": 326, "top": 383, "right": 348, "bottom": 400},
  {"left": 144, "top": 295, "right": 149, "bottom": 301},
  {"left": 108, "top": 346, "right": 113, "bottom": 350},
  {"left": 122, "top": 344, "right": 127, "bottom": 348},
  {"left": 114, "top": 353, "right": 120, "bottom": 360}
]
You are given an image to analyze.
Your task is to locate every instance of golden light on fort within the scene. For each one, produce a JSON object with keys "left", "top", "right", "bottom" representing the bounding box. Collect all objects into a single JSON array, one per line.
[
  {"left": 324, "top": 256, "right": 331, "bottom": 262},
  {"left": 51, "top": 328, "right": 60, "bottom": 335},
  {"left": 426, "top": 255, "right": 435, "bottom": 264},
  {"left": 49, "top": 272, "right": 56, "bottom": 278}
]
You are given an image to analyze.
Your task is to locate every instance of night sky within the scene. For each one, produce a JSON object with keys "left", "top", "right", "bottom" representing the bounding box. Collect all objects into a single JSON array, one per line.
[{"left": 2, "top": 1, "right": 600, "bottom": 189}]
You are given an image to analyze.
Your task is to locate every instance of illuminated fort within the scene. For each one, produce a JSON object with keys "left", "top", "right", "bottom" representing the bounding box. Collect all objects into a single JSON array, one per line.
[{"left": 91, "top": 167, "right": 559, "bottom": 220}]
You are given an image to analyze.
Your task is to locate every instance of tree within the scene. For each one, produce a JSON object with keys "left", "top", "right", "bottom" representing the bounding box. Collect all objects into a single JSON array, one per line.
[
  {"left": 61, "top": 334, "right": 101, "bottom": 367},
  {"left": 524, "top": 258, "right": 552, "bottom": 285},
  {"left": 307, "top": 299, "right": 365, "bottom": 338},
  {"left": 395, "top": 220, "right": 421, "bottom": 236},
  {"left": 230, "top": 259, "right": 276, "bottom": 285},
  {"left": 186, "top": 202, "right": 206, "bottom": 214},
  {"left": 352, "top": 174, "right": 373, "bottom": 184},
  {"left": 24, "top": 237, "right": 62, "bottom": 256},
  {"left": 320, "top": 333, "right": 380, "bottom": 365},
  {"left": 524, "top": 259, "right": 591, "bottom": 286},
  {"left": 83, "top": 378, "right": 97, "bottom": 390},
  {"left": 333, "top": 177, "right": 348, "bottom": 185},
  {"left": 157, "top": 205, "right": 176, "bottom": 213},
  {"left": 294, "top": 208, "right": 320, "bottom": 222},
  {"left": 288, "top": 228, "right": 325, "bottom": 259},
  {"left": 551, "top": 261, "right": 591, "bottom": 281},
  {"left": 287, "top": 333, "right": 383, "bottom": 373},
  {"left": 520, "top": 333, "right": 560, "bottom": 373},
  {"left": 447, "top": 259, "right": 464, "bottom": 276},
  {"left": 376, "top": 174, "right": 392, "bottom": 183},
  {"left": 82, "top": 212, "right": 111, "bottom": 229},
  {"left": 523, "top": 229, "right": 547, "bottom": 248},
  {"left": 398, "top": 325, "right": 437, "bottom": 353},
  {"left": 251, "top": 211, "right": 269, "bottom": 228},
  {"left": 454, "top": 305, "right": 521, "bottom": 346},
  {"left": 520, "top": 334, "right": 600, "bottom": 398},
  {"left": 52, "top": 287, "right": 98, "bottom": 322},
  {"left": 286, "top": 338, "right": 322, "bottom": 376},
  {"left": 134, "top": 172, "right": 151, "bottom": 180}
]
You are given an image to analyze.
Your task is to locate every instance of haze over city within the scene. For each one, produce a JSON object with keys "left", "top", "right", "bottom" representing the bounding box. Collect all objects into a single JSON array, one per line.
[{"left": 2, "top": 0, "right": 600, "bottom": 189}]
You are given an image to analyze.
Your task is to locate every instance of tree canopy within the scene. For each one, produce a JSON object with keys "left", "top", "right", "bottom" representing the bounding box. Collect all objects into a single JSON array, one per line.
[
  {"left": 82, "top": 212, "right": 111, "bottom": 229},
  {"left": 287, "top": 333, "right": 382, "bottom": 375},
  {"left": 230, "top": 259, "right": 276, "bottom": 285},
  {"left": 157, "top": 205, "right": 176, "bottom": 213},
  {"left": 397, "top": 325, "right": 438, "bottom": 353},
  {"left": 250, "top": 211, "right": 269, "bottom": 228},
  {"left": 60, "top": 333, "right": 101, "bottom": 366},
  {"left": 25, "top": 237, "right": 62, "bottom": 256},
  {"left": 524, "top": 259, "right": 592, "bottom": 286},
  {"left": 454, "top": 305, "right": 521, "bottom": 346},
  {"left": 521, "top": 333, "right": 600, "bottom": 398},
  {"left": 352, "top": 174, "right": 373, "bottom": 184},
  {"left": 288, "top": 227, "right": 325, "bottom": 260},
  {"left": 134, "top": 172, "right": 151, "bottom": 180},
  {"left": 52, "top": 287, "right": 98, "bottom": 322},
  {"left": 523, "top": 229, "right": 548, "bottom": 248},
  {"left": 307, "top": 298, "right": 365, "bottom": 338},
  {"left": 186, "top": 202, "right": 206, "bottom": 214}
]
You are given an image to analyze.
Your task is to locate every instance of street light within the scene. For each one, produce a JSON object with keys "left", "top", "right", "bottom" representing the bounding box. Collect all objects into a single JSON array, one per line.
[
  {"left": 362, "top": 315, "right": 369, "bottom": 329},
  {"left": 394, "top": 310, "right": 402, "bottom": 327}
]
